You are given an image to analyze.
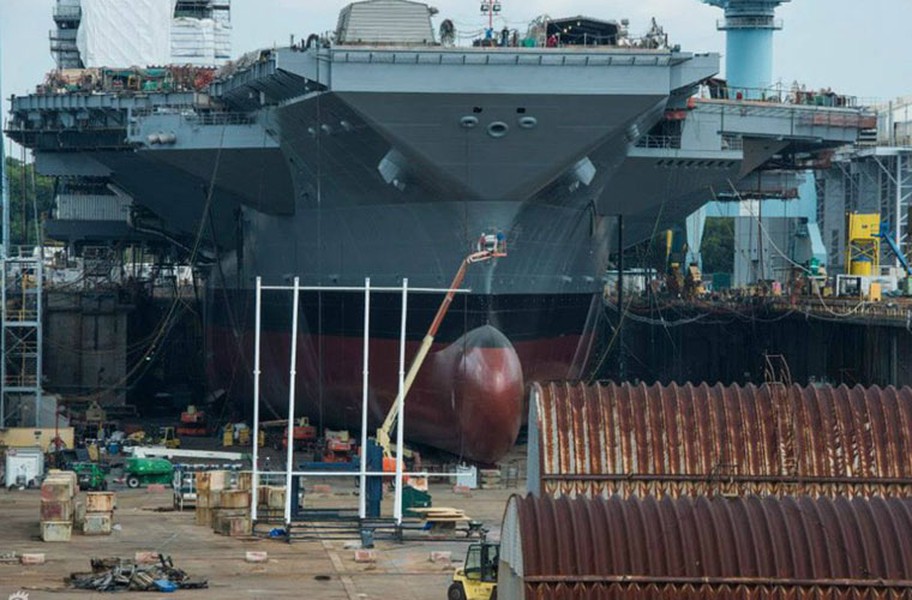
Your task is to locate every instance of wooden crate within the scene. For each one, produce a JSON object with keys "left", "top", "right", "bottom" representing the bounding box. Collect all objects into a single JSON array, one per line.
[
  {"left": 213, "top": 514, "right": 252, "bottom": 537},
  {"left": 40, "top": 480, "right": 75, "bottom": 502},
  {"left": 195, "top": 470, "right": 228, "bottom": 494},
  {"left": 236, "top": 472, "right": 253, "bottom": 492},
  {"left": 85, "top": 492, "right": 115, "bottom": 513},
  {"left": 219, "top": 490, "right": 251, "bottom": 510},
  {"left": 40, "top": 500, "right": 74, "bottom": 522},
  {"left": 194, "top": 507, "right": 213, "bottom": 527},
  {"left": 40, "top": 521, "right": 73, "bottom": 542},
  {"left": 82, "top": 513, "right": 113, "bottom": 536},
  {"left": 46, "top": 471, "right": 79, "bottom": 494},
  {"left": 267, "top": 487, "right": 286, "bottom": 510}
]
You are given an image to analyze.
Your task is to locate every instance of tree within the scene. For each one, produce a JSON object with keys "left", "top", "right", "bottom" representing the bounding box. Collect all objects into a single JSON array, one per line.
[
  {"left": 701, "top": 217, "right": 734, "bottom": 274},
  {"left": 3, "top": 157, "right": 55, "bottom": 246}
]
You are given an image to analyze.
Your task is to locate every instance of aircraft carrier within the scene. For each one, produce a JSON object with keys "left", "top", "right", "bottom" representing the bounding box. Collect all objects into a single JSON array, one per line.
[{"left": 6, "top": 0, "right": 873, "bottom": 462}]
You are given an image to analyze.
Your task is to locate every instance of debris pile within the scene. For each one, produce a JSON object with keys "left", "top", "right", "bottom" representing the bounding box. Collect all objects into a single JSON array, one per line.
[{"left": 68, "top": 556, "right": 207, "bottom": 593}]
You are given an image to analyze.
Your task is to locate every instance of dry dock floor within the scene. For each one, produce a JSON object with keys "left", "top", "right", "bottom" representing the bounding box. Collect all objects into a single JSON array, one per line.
[{"left": 0, "top": 482, "right": 516, "bottom": 599}]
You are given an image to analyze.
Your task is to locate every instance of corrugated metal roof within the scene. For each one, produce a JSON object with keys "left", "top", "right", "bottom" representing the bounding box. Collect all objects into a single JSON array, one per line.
[
  {"left": 500, "top": 494, "right": 912, "bottom": 599},
  {"left": 336, "top": 0, "right": 435, "bottom": 46},
  {"left": 529, "top": 381, "right": 912, "bottom": 498}
]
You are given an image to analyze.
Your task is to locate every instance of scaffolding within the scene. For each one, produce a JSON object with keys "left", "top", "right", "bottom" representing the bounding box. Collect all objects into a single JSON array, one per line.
[
  {"left": 873, "top": 149, "right": 912, "bottom": 266},
  {"left": 1, "top": 248, "right": 45, "bottom": 427},
  {"left": 1, "top": 26, "right": 45, "bottom": 426},
  {"left": 820, "top": 148, "right": 912, "bottom": 272}
]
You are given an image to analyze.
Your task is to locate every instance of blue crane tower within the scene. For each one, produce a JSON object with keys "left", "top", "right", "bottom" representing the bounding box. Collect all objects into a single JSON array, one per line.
[{"left": 702, "top": 0, "right": 790, "bottom": 98}]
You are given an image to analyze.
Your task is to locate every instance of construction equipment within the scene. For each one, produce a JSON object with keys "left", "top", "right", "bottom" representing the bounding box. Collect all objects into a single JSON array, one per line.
[
  {"left": 683, "top": 263, "right": 706, "bottom": 299},
  {"left": 877, "top": 223, "right": 912, "bottom": 276},
  {"left": 126, "top": 430, "right": 149, "bottom": 445},
  {"left": 448, "top": 542, "right": 499, "bottom": 600},
  {"left": 845, "top": 213, "right": 880, "bottom": 276},
  {"left": 376, "top": 237, "right": 507, "bottom": 459},
  {"left": 221, "top": 423, "right": 252, "bottom": 447},
  {"left": 157, "top": 427, "right": 181, "bottom": 449},
  {"left": 256, "top": 418, "right": 317, "bottom": 450},
  {"left": 85, "top": 401, "right": 107, "bottom": 424},
  {"left": 322, "top": 430, "right": 354, "bottom": 463},
  {"left": 72, "top": 462, "right": 108, "bottom": 491},
  {"left": 123, "top": 457, "right": 173, "bottom": 489},
  {"left": 177, "top": 405, "right": 209, "bottom": 437},
  {"left": 128, "top": 447, "right": 245, "bottom": 461}
]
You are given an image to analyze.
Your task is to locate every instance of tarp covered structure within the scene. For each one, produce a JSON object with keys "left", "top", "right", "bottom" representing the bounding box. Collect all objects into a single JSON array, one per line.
[
  {"left": 77, "top": 0, "right": 175, "bottom": 67},
  {"left": 76, "top": 0, "right": 232, "bottom": 67}
]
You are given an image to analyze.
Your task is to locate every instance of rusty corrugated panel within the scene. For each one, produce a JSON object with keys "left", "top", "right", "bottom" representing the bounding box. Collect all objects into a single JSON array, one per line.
[
  {"left": 504, "top": 494, "right": 912, "bottom": 599},
  {"left": 531, "top": 382, "right": 912, "bottom": 498}
]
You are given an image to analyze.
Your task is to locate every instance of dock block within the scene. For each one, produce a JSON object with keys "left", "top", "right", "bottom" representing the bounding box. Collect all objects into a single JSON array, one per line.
[
  {"left": 134, "top": 551, "right": 159, "bottom": 564},
  {"left": 354, "top": 549, "right": 377, "bottom": 563},
  {"left": 20, "top": 553, "right": 46, "bottom": 566},
  {"left": 429, "top": 551, "right": 452, "bottom": 564},
  {"left": 245, "top": 551, "right": 268, "bottom": 563}
]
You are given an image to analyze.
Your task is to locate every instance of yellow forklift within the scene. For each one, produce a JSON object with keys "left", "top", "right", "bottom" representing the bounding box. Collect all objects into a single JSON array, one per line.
[
  {"left": 157, "top": 427, "right": 181, "bottom": 449},
  {"left": 447, "top": 541, "right": 499, "bottom": 600}
]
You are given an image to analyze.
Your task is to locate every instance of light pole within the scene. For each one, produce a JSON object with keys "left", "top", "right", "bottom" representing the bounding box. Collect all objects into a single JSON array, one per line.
[
  {"left": 480, "top": 0, "right": 502, "bottom": 39},
  {"left": 0, "top": 10, "right": 9, "bottom": 257}
]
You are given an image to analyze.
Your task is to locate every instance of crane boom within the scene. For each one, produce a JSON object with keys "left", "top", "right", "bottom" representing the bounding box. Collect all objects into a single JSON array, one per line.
[{"left": 377, "top": 242, "right": 506, "bottom": 457}]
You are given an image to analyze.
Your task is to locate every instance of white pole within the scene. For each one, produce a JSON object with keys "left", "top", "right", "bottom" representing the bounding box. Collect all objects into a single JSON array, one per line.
[
  {"left": 359, "top": 278, "right": 371, "bottom": 520},
  {"left": 0, "top": 21, "right": 8, "bottom": 426},
  {"left": 251, "top": 277, "right": 262, "bottom": 521},
  {"left": 394, "top": 279, "right": 408, "bottom": 524},
  {"left": 35, "top": 258, "right": 42, "bottom": 428},
  {"left": 0, "top": 25, "right": 8, "bottom": 259},
  {"left": 897, "top": 156, "right": 904, "bottom": 263},
  {"left": 284, "top": 277, "right": 301, "bottom": 525}
]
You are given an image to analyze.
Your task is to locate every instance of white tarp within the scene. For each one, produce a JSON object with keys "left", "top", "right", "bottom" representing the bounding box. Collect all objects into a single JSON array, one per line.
[
  {"left": 171, "top": 16, "right": 232, "bottom": 66},
  {"left": 172, "top": 17, "right": 216, "bottom": 65},
  {"left": 77, "top": 0, "right": 174, "bottom": 67}
]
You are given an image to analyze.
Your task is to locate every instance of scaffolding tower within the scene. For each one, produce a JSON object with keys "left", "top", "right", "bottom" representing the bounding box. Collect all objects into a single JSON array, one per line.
[
  {"left": 1, "top": 248, "right": 44, "bottom": 427},
  {"left": 873, "top": 148, "right": 912, "bottom": 264},
  {"left": 1, "top": 26, "right": 45, "bottom": 426}
]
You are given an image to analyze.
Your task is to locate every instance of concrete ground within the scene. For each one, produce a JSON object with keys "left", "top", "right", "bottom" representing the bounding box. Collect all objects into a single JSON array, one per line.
[{"left": 0, "top": 479, "right": 518, "bottom": 599}]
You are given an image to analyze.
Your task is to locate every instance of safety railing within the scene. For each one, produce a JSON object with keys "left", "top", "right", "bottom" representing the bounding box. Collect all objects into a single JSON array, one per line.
[
  {"left": 699, "top": 84, "right": 863, "bottom": 108},
  {"left": 186, "top": 112, "right": 256, "bottom": 126},
  {"left": 634, "top": 135, "right": 682, "bottom": 149},
  {"left": 53, "top": 6, "right": 82, "bottom": 21},
  {"left": 717, "top": 16, "right": 784, "bottom": 30},
  {"left": 696, "top": 98, "right": 878, "bottom": 131}
]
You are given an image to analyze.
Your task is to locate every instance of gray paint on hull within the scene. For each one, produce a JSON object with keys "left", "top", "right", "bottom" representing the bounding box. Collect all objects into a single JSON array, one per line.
[
  {"left": 334, "top": 92, "right": 666, "bottom": 201},
  {"left": 241, "top": 198, "right": 611, "bottom": 296}
]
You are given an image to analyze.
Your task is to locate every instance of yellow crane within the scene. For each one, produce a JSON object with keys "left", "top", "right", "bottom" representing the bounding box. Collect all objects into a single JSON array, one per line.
[{"left": 376, "top": 236, "right": 507, "bottom": 459}]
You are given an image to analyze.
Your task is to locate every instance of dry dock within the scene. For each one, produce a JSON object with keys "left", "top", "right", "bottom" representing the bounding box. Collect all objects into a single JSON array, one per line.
[{"left": 0, "top": 481, "right": 515, "bottom": 599}]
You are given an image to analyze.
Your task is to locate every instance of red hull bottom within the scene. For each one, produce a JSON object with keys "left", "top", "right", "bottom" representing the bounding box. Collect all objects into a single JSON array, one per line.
[{"left": 209, "top": 325, "right": 586, "bottom": 463}]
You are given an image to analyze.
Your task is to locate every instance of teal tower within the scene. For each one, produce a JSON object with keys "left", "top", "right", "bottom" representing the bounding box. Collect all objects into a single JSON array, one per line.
[{"left": 702, "top": 0, "right": 790, "bottom": 98}]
